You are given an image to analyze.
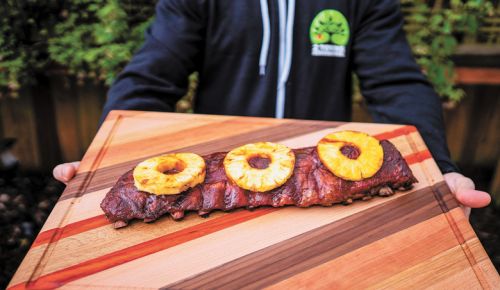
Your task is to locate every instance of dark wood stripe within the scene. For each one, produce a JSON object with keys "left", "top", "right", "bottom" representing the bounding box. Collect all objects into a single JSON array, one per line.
[
  {"left": 431, "top": 179, "right": 459, "bottom": 214},
  {"left": 431, "top": 177, "right": 489, "bottom": 288},
  {"left": 60, "top": 118, "right": 244, "bottom": 199},
  {"left": 31, "top": 148, "right": 433, "bottom": 249},
  {"left": 59, "top": 121, "right": 339, "bottom": 201},
  {"left": 60, "top": 113, "right": 124, "bottom": 206},
  {"left": 12, "top": 182, "right": 453, "bottom": 290},
  {"left": 31, "top": 125, "right": 427, "bottom": 249},
  {"left": 166, "top": 181, "right": 454, "bottom": 289}
]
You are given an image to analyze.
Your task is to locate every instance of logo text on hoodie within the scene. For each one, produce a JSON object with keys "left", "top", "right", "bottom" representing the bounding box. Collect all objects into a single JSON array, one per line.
[{"left": 310, "top": 10, "right": 349, "bottom": 57}]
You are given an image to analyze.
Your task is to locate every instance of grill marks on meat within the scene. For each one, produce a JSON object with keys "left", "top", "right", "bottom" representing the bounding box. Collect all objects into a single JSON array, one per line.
[{"left": 101, "top": 141, "right": 417, "bottom": 228}]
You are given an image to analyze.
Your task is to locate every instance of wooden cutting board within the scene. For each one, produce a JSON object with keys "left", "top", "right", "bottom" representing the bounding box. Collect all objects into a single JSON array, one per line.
[{"left": 8, "top": 111, "right": 500, "bottom": 289}]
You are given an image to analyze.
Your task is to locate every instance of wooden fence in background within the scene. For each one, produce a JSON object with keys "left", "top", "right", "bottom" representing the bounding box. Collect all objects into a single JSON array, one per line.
[
  {"left": 0, "top": 71, "right": 106, "bottom": 171},
  {"left": 0, "top": 54, "right": 499, "bottom": 198}
]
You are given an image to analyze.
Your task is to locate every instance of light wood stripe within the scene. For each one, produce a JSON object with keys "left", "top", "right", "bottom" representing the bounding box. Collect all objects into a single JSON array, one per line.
[
  {"left": 77, "top": 112, "right": 237, "bottom": 172},
  {"left": 38, "top": 126, "right": 420, "bottom": 234},
  {"left": 6, "top": 244, "right": 49, "bottom": 288},
  {"left": 16, "top": 163, "right": 430, "bottom": 285},
  {"left": 31, "top": 215, "right": 109, "bottom": 248},
  {"left": 81, "top": 116, "right": 280, "bottom": 171},
  {"left": 36, "top": 188, "right": 109, "bottom": 233},
  {"left": 30, "top": 146, "right": 431, "bottom": 249},
  {"left": 166, "top": 182, "right": 453, "bottom": 289},
  {"left": 61, "top": 183, "right": 441, "bottom": 289},
  {"left": 29, "top": 124, "right": 427, "bottom": 249},
  {"left": 404, "top": 130, "right": 493, "bottom": 289},
  {"left": 8, "top": 208, "right": 276, "bottom": 290},
  {"left": 60, "top": 121, "right": 339, "bottom": 201},
  {"left": 9, "top": 210, "right": 234, "bottom": 287},
  {"left": 334, "top": 122, "right": 403, "bottom": 135},
  {"left": 267, "top": 208, "right": 478, "bottom": 289},
  {"left": 9, "top": 126, "right": 426, "bottom": 286},
  {"left": 60, "top": 123, "right": 410, "bottom": 202},
  {"left": 11, "top": 113, "right": 496, "bottom": 289},
  {"left": 10, "top": 180, "right": 442, "bottom": 290},
  {"left": 15, "top": 164, "right": 425, "bottom": 288}
]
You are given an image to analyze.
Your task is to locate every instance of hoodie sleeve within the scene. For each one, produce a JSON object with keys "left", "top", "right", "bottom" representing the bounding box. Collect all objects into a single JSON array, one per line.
[
  {"left": 351, "top": 0, "right": 458, "bottom": 173},
  {"left": 101, "top": 0, "right": 206, "bottom": 121}
]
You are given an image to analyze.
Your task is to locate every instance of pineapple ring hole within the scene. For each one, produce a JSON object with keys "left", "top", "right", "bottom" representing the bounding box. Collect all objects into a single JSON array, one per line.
[
  {"left": 247, "top": 154, "right": 271, "bottom": 169},
  {"left": 157, "top": 159, "right": 186, "bottom": 175},
  {"left": 340, "top": 144, "right": 361, "bottom": 160}
]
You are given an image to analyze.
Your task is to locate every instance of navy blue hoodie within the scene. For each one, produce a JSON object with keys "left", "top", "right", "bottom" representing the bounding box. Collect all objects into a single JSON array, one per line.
[{"left": 103, "top": 0, "right": 458, "bottom": 173}]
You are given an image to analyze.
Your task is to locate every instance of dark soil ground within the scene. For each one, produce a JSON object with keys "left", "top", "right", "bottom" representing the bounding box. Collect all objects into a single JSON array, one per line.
[
  {"left": 470, "top": 204, "right": 500, "bottom": 271},
  {"left": 0, "top": 171, "right": 64, "bottom": 288},
  {"left": 0, "top": 170, "right": 499, "bottom": 288}
]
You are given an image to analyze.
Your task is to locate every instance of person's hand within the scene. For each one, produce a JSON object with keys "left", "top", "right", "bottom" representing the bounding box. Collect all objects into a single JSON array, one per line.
[
  {"left": 53, "top": 161, "right": 81, "bottom": 185},
  {"left": 444, "top": 172, "right": 491, "bottom": 217}
]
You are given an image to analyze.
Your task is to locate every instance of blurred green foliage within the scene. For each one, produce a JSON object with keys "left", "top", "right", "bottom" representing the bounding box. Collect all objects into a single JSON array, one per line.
[
  {"left": 402, "top": 0, "right": 494, "bottom": 102},
  {"left": 0, "top": 0, "right": 156, "bottom": 98},
  {"left": 0, "top": 0, "right": 495, "bottom": 102},
  {"left": 0, "top": 1, "right": 63, "bottom": 97},
  {"left": 48, "top": 0, "right": 154, "bottom": 86}
]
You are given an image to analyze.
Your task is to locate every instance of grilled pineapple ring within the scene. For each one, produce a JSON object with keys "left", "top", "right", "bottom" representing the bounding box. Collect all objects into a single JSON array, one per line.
[
  {"left": 317, "top": 131, "right": 383, "bottom": 181},
  {"left": 224, "top": 142, "right": 295, "bottom": 192},
  {"left": 133, "top": 153, "right": 206, "bottom": 195}
]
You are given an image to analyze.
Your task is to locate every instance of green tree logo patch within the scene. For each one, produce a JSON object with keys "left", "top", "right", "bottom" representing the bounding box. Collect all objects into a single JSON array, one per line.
[{"left": 310, "top": 10, "right": 349, "bottom": 57}]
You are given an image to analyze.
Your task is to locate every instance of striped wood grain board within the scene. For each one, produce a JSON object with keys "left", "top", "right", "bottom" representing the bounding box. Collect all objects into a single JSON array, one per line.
[{"left": 8, "top": 111, "right": 500, "bottom": 289}]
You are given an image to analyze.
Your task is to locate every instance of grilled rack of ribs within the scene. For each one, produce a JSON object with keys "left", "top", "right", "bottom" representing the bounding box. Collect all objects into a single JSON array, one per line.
[{"left": 101, "top": 140, "right": 417, "bottom": 228}]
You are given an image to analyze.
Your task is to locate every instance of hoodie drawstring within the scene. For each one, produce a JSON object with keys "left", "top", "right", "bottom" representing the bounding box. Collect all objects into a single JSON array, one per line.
[
  {"left": 276, "top": 0, "right": 295, "bottom": 119},
  {"left": 259, "top": 0, "right": 271, "bottom": 76},
  {"left": 280, "top": 0, "right": 295, "bottom": 86},
  {"left": 259, "top": 0, "right": 295, "bottom": 119}
]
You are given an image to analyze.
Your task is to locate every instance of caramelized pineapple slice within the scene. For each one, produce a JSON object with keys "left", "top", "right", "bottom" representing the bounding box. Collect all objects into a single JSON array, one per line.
[
  {"left": 133, "top": 153, "right": 206, "bottom": 195},
  {"left": 224, "top": 142, "right": 295, "bottom": 192},
  {"left": 317, "top": 131, "right": 383, "bottom": 181}
]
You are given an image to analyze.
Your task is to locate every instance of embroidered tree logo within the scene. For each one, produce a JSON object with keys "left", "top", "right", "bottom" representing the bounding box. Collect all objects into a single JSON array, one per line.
[{"left": 310, "top": 10, "right": 350, "bottom": 46}]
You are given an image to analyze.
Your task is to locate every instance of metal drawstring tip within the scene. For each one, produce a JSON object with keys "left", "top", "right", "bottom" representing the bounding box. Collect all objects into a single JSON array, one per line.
[{"left": 259, "top": 66, "right": 266, "bottom": 76}]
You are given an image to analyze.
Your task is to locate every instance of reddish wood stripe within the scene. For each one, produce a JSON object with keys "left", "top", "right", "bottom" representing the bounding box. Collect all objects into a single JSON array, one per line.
[
  {"left": 12, "top": 111, "right": 497, "bottom": 290},
  {"left": 404, "top": 150, "right": 432, "bottom": 165},
  {"left": 373, "top": 125, "right": 417, "bottom": 140},
  {"left": 168, "top": 182, "right": 455, "bottom": 289},
  {"left": 60, "top": 123, "right": 411, "bottom": 201},
  {"left": 60, "top": 121, "right": 338, "bottom": 201},
  {"left": 12, "top": 124, "right": 434, "bottom": 288},
  {"left": 12, "top": 183, "right": 455, "bottom": 290},
  {"left": 9, "top": 208, "right": 277, "bottom": 290},
  {"left": 31, "top": 149, "right": 432, "bottom": 250},
  {"left": 30, "top": 148, "right": 432, "bottom": 250},
  {"left": 31, "top": 215, "right": 109, "bottom": 248}
]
